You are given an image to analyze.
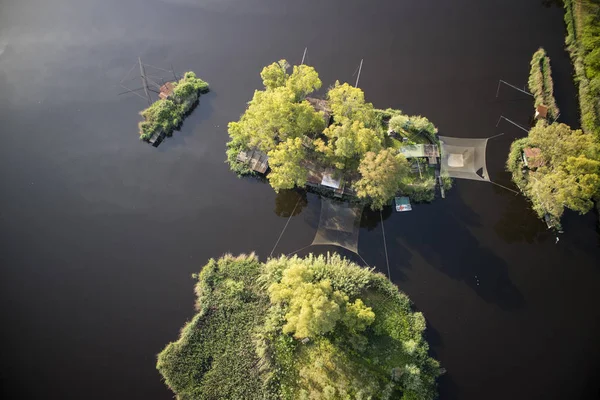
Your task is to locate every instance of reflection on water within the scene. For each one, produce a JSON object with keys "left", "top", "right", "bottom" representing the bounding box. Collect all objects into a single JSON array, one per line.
[{"left": 273, "top": 189, "right": 308, "bottom": 217}]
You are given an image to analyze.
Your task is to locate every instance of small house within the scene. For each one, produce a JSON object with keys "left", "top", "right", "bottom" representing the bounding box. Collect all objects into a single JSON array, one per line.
[
  {"left": 159, "top": 82, "right": 175, "bottom": 100},
  {"left": 522, "top": 147, "right": 544, "bottom": 169},
  {"left": 237, "top": 149, "right": 269, "bottom": 174},
  {"left": 306, "top": 97, "right": 332, "bottom": 126},
  {"left": 534, "top": 104, "right": 549, "bottom": 120},
  {"left": 399, "top": 144, "right": 440, "bottom": 165}
]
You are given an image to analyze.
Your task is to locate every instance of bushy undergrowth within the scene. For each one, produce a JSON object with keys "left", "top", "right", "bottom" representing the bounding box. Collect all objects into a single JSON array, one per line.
[
  {"left": 528, "top": 48, "right": 559, "bottom": 120},
  {"left": 138, "top": 71, "right": 209, "bottom": 141},
  {"left": 157, "top": 253, "right": 442, "bottom": 400},
  {"left": 563, "top": 0, "right": 600, "bottom": 138}
]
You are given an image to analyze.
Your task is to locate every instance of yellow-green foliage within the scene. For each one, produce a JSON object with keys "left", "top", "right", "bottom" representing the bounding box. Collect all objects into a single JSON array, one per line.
[
  {"left": 138, "top": 71, "right": 209, "bottom": 140},
  {"left": 506, "top": 123, "right": 600, "bottom": 226},
  {"left": 563, "top": 0, "right": 600, "bottom": 138},
  {"left": 157, "top": 253, "right": 442, "bottom": 400},
  {"left": 528, "top": 48, "right": 559, "bottom": 120}
]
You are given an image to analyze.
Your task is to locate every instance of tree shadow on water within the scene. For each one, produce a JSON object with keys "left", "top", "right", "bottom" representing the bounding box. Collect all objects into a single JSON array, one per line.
[{"left": 274, "top": 189, "right": 308, "bottom": 217}]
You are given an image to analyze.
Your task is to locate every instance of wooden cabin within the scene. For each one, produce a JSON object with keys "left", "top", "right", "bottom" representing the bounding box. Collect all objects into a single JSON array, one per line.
[
  {"left": 306, "top": 97, "right": 332, "bottom": 126},
  {"left": 237, "top": 149, "right": 269, "bottom": 174},
  {"left": 159, "top": 82, "right": 175, "bottom": 100},
  {"left": 523, "top": 147, "right": 544, "bottom": 169},
  {"left": 534, "top": 104, "right": 549, "bottom": 120}
]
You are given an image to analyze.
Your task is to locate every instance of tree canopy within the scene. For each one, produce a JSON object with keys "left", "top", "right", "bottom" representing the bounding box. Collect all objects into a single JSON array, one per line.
[
  {"left": 157, "top": 253, "right": 442, "bottom": 400},
  {"left": 507, "top": 122, "right": 600, "bottom": 225},
  {"left": 355, "top": 149, "right": 411, "bottom": 210},
  {"left": 227, "top": 59, "right": 443, "bottom": 208}
]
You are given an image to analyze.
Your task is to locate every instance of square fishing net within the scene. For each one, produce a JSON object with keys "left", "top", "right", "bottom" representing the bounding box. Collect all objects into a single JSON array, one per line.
[
  {"left": 439, "top": 136, "right": 490, "bottom": 181},
  {"left": 311, "top": 198, "right": 363, "bottom": 254}
]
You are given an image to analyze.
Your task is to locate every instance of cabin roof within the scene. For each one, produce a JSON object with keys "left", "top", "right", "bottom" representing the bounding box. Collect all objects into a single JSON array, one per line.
[
  {"left": 399, "top": 144, "right": 440, "bottom": 159},
  {"left": 321, "top": 169, "right": 342, "bottom": 189},
  {"left": 159, "top": 82, "right": 175, "bottom": 100},
  {"left": 237, "top": 148, "right": 269, "bottom": 174},
  {"left": 523, "top": 147, "right": 544, "bottom": 169},
  {"left": 306, "top": 97, "right": 332, "bottom": 125},
  {"left": 535, "top": 104, "right": 549, "bottom": 119}
]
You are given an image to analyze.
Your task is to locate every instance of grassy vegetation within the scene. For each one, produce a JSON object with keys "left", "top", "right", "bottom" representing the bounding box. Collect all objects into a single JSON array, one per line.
[
  {"left": 528, "top": 48, "right": 559, "bottom": 120},
  {"left": 138, "top": 72, "right": 209, "bottom": 141},
  {"left": 563, "top": 0, "right": 600, "bottom": 138},
  {"left": 157, "top": 253, "right": 442, "bottom": 400}
]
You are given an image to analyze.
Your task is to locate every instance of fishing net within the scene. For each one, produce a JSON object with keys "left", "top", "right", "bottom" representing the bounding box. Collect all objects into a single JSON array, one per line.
[
  {"left": 439, "top": 135, "right": 490, "bottom": 181},
  {"left": 311, "top": 198, "right": 362, "bottom": 254}
]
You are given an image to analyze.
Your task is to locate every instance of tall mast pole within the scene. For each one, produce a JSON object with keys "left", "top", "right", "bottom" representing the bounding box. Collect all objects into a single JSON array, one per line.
[
  {"left": 355, "top": 59, "right": 363, "bottom": 88},
  {"left": 138, "top": 57, "right": 151, "bottom": 105},
  {"left": 301, "top": 47, "right": 308, "bottom": 65}
]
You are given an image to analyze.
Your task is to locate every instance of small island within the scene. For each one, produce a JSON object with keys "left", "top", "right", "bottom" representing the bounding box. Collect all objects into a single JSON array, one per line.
[
  {"left": 226, "top": 60, "right": 450, "bottom": 209},
  {"left": 138, "top": 71, "right": 209, "bottom": 146},
  {"left": 507, "top": 48, "right": 600, "bottom": 229},
  {"left": 157, "top": 253, "right": 442, "bottom": 400}
]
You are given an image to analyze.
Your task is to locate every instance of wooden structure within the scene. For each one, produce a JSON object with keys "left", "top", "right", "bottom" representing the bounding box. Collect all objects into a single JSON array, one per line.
[
  {"left": 306, "top": 97, "right": 332, "bottom": 125},
  {"left": 534, "top": 104, "right": 549, "bottom": 120},
  {"left": 523, "top": 147, "right": 544, "bottom": 169},
  {"left": 395, "top": 196, "right": 412, "bottom": 212},
  {"left": 159, "top": 82, "right": 175, "bottom": 100},
  {"left": 399, "top": 144, "right": 440, "bottom": 164},
  {"left": 237, "top": 149, "right": 269, "bottom": 174}
]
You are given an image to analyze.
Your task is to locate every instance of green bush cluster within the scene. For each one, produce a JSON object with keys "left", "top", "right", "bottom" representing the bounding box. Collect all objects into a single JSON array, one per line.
[
  {"left": 138, "top": 71, "right": 209, "bottom": 141},
  {"left": 528, "top": 48, "right": 559, "bottom": 120},
  {"left": 563, "top": 0, "right": 600, "bottom": 138},
  {"left": 157, "top": 253, "right": 442, "bottom": 400}
]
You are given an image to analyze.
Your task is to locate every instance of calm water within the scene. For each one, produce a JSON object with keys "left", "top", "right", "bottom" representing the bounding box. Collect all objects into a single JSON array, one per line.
[{"left": 1, "top": 0, "right": 599, "bottom": 399}]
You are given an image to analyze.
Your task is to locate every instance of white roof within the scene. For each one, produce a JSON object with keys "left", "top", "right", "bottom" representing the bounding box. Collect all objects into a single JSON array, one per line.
[{"left": 321, "top": 171, "right": 342, "bottom": 189}]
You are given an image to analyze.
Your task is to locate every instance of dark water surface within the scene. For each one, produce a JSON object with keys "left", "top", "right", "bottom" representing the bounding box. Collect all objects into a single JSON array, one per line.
[{"left": 1, "top": 0, "right": 599, "bottom": 399}]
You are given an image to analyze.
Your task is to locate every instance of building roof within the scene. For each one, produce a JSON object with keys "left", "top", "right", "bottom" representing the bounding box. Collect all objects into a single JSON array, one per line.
[
  {"left": 159, "top": 82, "right": 175, "bottom": 100},
  {"left": 399, "top": 144, "right": 440, "bottom": 159},
  {"left": 523, "top": 147, "right": 544, "bottom": 169},
  {"left": 395, "top": 196, "right": 412, "bottom": 212},
  {"left": 306, "top": 97, "right": 332, "bottom": 125},
  {"left": 237, "top": 148, "right": 269, "bottom": 174},
  {"left": 535, "top": 104, "right": 549, "bottom": 119},
  {"left": 321, "top": 169, "right": 342, "bottom": 189}
]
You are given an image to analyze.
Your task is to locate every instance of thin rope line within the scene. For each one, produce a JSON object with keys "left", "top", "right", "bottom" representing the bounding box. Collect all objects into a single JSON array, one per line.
[
  {"left": 489, "top": 180, "right": 520, "bottom": 195},
  {"left": 356, "top": 252, "right": 371, "bottom": 268},
  {"left": 380, "top": 211, "right": 391, "bottom": 280},
  {"left": 269, "top": 197, "right": 302, "bottom": 258},
  {"left": 286, "top": 244, "right": 313, "bottom": 257},
  {"left": 487, "top": 132, "right": 505, "bottom": 140}
]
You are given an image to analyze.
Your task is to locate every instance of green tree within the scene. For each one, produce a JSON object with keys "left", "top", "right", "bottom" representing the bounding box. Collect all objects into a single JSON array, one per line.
[
  {"left": 261, "top": 59, "right": 290, "bottom": 90},
  {"left": 316, "top": 119, "right": 382, "bottom": 169},
  {"left": 286, "top": 64, "right": 322, "bottom": 101},
  {"left": 327, "top": 81, "right": 376, "bottom": 127},
  {"left": 268, "top": 138, "right": 309, "bottom": 192},
  {"left": 528, "top": 122, "right": 597, "bottom": 165},
  {"left": 355, "top": 149, "right": 410, "bottom": 210},
  {"left": 268, "top": 263, "right": 348, "bottom": 339}
]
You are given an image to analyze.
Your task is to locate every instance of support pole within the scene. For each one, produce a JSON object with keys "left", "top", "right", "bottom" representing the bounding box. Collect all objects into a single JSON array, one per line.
[
  {"left": 496, "top": 79, "right": 533, "bottom": 98},
  {"left": 301, "top": 47, "right": 307, "bottom": 65},
  {"left": 355, "top": 59, "right": 363, "bottom": 88},
  {"left": 496, "top": 115, "right": 529, "bottom": 133},
  {"left": 138, "top": 57, "right": 152, "bottom": 106}
]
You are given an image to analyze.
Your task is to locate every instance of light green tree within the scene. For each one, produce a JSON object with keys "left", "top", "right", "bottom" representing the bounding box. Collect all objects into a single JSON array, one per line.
[
  {"left": 327, "top": 81, "right": 376, "bottom": 127},
  {"left": 268, "top": 138, "right": 309, "bottom": 192},
  {"left": 355, "top": 149, "right": 410, "bottom": 210},
  {"left": 268, "top": 263, "right": 348, "bottom": 339},
  {"left": 286, "top": 64, "right": 322, "bottom": 101},
  {"left": 316, "top": 119, "right": 382, "bottom": 169},
  {"left": 261, "top": 59, "right": 290, "bottom": 90},
  {"left": 342, "top": 298, "right": 375, "bottom": 332}
]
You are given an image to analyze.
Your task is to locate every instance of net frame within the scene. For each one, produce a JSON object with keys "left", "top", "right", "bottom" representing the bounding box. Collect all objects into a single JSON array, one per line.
[
  {"left": 311, "top": 198, "right": 362, "bottom": 254},
  {"left": 439, "top": 135, "right": 490, "bottom": 181}
]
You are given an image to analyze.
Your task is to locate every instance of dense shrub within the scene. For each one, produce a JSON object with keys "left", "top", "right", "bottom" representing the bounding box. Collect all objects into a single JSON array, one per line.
[
  {"left": 157, "top": 253, "right": 442, "bottom": 400},
  {"left": 528, "top": 48, "right": 559, "bottom": 120}
]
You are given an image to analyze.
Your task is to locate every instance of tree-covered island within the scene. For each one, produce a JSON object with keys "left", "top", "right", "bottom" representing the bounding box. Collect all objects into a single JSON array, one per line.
[
  {"left": 157, "top": 253, "right": 442, "bottom": 400},
  {"left": 138, "top": 72, "right": 209, "bottom": 145},
  {"left": 507, "top": 48, "right": 600, "bottom": 229},
  {"left": 226, "top": 60, "right": 449, "bottom": 209}
]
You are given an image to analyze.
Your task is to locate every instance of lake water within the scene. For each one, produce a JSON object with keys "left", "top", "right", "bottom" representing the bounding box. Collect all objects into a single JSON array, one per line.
[{"left": 1, "top": 0, "right": 599, "bottom": 399}]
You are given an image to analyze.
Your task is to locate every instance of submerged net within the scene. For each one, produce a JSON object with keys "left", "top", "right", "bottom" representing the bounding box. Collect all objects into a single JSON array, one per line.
[
  {"left": 439, "top": 135, "right": 490, "bottom": 181},
  {"left": 311, "top": 198, "right": 363, "bottom": 254}
]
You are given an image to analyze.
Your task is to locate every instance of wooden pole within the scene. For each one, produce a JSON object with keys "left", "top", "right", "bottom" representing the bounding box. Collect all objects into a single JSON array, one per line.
[
  {"left": 138, "top": 57, "right": 152, "bottom": 105},
  {"left": 301, "top": 47, "right": 307, "bottom": 65},
  {"left": 355, "top": 59, "right": 363, "bottom": 88},
  {"left": 496, "top": 115, "right": 529, "bottom": 133}
]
